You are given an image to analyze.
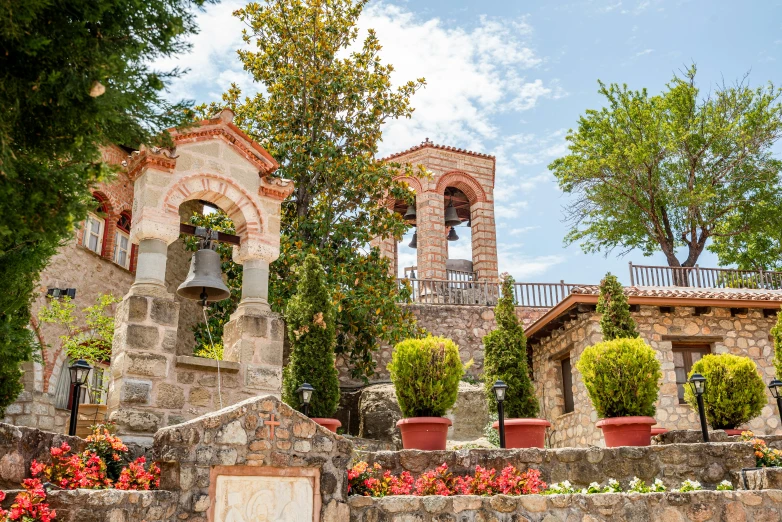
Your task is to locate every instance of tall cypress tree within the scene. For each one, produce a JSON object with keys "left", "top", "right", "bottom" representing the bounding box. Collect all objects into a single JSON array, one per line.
[
  {"left": 772, "top": 307, "right": 782, "bottom": 379},
  {"left": 597, "top": 273, "right": 639, "bottom": 340}
]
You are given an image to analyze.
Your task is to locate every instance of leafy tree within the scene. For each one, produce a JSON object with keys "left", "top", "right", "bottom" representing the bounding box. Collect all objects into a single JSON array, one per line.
[
  {"left": 0, "top": 0, "right": 214, "bottom": 412},
  {"left": 709, "top": 197, "right": 782, "bottom": 271},
  {"left": 597, "top": 273, "right": 639, "bottom": 341},
  {"left": 773, "top": 308, "right": 782, "bottom": 379},
  {"left": 482, "top": 274, "right": 539, "bottom": 418},
  {"left": 198, "top": 0, "right": 426, "bottom": 380},
  {"left": 550, "top": 66, "right": 782, "bottom": 268},
  {"left": 282, "top": 254, "right": 340, "bottom": 418}
]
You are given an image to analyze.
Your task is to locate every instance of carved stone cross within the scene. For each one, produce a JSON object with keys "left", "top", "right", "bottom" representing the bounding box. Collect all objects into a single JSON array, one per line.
[{"left": 265, "top": 414, "right": 281, "bottom": 440}]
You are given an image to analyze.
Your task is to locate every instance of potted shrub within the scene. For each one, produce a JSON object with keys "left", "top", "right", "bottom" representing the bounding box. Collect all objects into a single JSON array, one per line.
[
  {"left": 684, "top": 353, "right": 766, "bottom": 435},
  {"left": 577, "top": 337, "right": 662, "bottom": 447},
  {"left": 282, "top": 254, "right": 341, "bottom": 432},
  {"left": 483, "top": 274, "right": 549, "bottom": 448},
  {"left": 388, "top": 335, "right": 464, "bottom": 450}
]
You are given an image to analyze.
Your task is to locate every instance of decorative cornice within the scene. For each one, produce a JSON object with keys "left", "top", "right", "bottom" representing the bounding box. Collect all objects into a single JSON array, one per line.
[
  {"left": 259, "top": 176, "right": 295, "bottom": 200},
  {"left": 381, "top": 138, "right": 496, "bottom": 163},
  {"left": 122, "top": 147, "right": 178, "bottom": 179}
]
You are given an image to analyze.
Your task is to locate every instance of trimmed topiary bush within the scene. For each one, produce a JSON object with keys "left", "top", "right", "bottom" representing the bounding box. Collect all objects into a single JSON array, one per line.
[
  {"left": 388, "top": 336, "right": 464, "bottom": 418},
  {"left": 684, "top": 353, "right": 766, "bottom": 429},
  {"left": 772, "top": 307, "right": 782, "bottom": 379},
  {"left": 576, "top": 338, "right": 661, "bottom": 418},
  {"left": 482, "top": 274, "right": 539, "bottom": 418},
  {"left": 282, "top": 254, "right": 341, "bottom": 418},
  {"left": 597, "top": 273, "right": 639, "bottom": 341}
]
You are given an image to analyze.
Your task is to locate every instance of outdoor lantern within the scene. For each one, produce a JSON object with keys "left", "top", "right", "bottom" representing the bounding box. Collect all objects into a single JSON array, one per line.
[
  {"left": 444, "top": 201, "right": 461, "bottom": 227},
  {"left": 687, "top": 373, "right": 709, "bottom": 442},
  {"left": 68, "top": 359, "right": 92, "bottom": 436},
  {"left": 492, "top": 380, "right": 509, "bottom": 449},
  {"left": 447, "top": 227, "right": 459, "bottom": 241},
  {"left": 296, "top": 382, "right": 315, "bottom": 417},
  {"left": 769, "top": 380, "right": 782, "bottom": 424},
  {"left": 408, "top": 232, "right": 417, "bottom": 249},
  {"left": 403, "top": 204, "right": 417, "bottom": 222}
]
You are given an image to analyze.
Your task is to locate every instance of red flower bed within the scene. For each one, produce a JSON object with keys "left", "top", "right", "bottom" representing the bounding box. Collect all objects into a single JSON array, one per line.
[{"left": 348, "top": 462, "right": 546, "bottom": 497}]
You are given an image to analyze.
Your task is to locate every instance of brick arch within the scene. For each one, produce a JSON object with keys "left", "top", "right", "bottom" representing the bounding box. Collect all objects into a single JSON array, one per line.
[
  {"left": 162, "top": 172, "right": 265, "bottom": 241},
  {"left": 434, "top": 170, "right": 487, "bottom": 204},
  {"left": 393, "top": 175, "right": 423, "bottom": 195}
]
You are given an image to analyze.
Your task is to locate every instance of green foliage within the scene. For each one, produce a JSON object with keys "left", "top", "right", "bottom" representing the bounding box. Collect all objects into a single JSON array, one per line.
[
  {"left": 197, "top": 0, "right": 426, "bottom": 381},
  {"left": 388, "top": 336, "right": 464, "bottom": 418},
  {"left": 709, "top": 194, "right": 782, "bottom": 271},
  {"left": 194, "top": 343, "right": 224, "bottom": 361},
  {"left": 773, "top": 308, "right": 782, "bottom": 379},
  {"left": 550, "top": 65, "right": 782, "bottom": 268},
  {"left": 182, "top": 210, "right": 242, "bottom": 354},
  {"left": 596, "top": 273, "right": 639, "bottom": 341},
  {"left": 482, "top": 274, "right": 539, "bottom": 418},
  {"left": 684, "top": 353, "right": 766, "bottom": 429},
  {"left": 282, "top": 255, "right": 341, "bottom": 418},
  {"left": 576, "top": 338, "right": 661, "bottom": 418},
  {"left": 0, "top": 0, "right": 212, "bottom": 413}
]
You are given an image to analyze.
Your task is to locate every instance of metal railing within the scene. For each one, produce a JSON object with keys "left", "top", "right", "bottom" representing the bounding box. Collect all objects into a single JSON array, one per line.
[
  {"left": 628, "top": 262, "right": 782, "bottom": 290},
  {"left": 403, "top": 266, "right": 476, "bottom": 281},
  {"left": 398, "top": 279, "right": 583, "bottom": 307}
]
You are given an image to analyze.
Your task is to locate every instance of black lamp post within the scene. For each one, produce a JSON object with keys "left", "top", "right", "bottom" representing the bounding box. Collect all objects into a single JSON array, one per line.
[
  {"left": 296, "top": 382, "right": 315, "bottom": 417},
  {"left": 68, "top": 359, "right": 92, "bottom": 436},
  {"left": 769, "top": 380, "right": 782, "bottom": 425},
  {"left": 492, "top": 380, "right": 508, "bottom": 449},
  {"left": 687, "top": 372, "right": 709, "bottom": 442}
]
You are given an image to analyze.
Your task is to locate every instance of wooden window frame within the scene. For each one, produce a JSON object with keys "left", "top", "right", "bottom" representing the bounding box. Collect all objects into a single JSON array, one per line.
[
  {"left": 672, "top": 342, "right": 712, "bottom": 404},
  {"left": 113, "top": 229, "right": 131, "bottom": 269},
  {"left": 560, "top": 356, "right": 574, "bottom": 414}
]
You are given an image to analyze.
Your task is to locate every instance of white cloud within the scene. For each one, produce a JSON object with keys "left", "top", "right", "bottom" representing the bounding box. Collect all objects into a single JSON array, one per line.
[
  {"left": 506, "top": 226, "right": 540, "bottom": 236},
  {"left": 499, "top": 252, "right": 566, "bottom": 280},
  {"left": 494, "top": 200, "right": 529, "bottom": 219},
  {"left": 635, "top": 48, "right": 654, "bottom": 57}
]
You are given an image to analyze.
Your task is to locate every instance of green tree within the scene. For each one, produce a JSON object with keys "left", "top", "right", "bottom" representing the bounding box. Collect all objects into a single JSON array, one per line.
[
  {"left": 199, "top": 0, "right": 426, "bottom": 380},
  {"left": 282, "top": 254, "right": 340, "bottom": 418},
  {"left": 482, "top": 274, "right": 539, "bottom": 418},
  {"left": 0, "top": 0, "right": 214, "bottom": 412},
  {"left": 709, "top": 197, "right": 782, "bottom": 272},
  {"left": 597, "top": 273, "right": 639, "bottom": 341},
  {"left": 772, "top": 308, "right": 782, "bottom": 379},
  {"left": 550, "top": 66, "right": 782, "bottom": 269}
]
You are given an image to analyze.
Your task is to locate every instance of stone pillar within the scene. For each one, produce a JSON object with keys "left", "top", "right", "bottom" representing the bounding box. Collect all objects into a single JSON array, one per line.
[
  {"left": 370, "top": 235, "right": 398, "bottom": 277},
  {"left": 133, "top": 238, "right": 169, "bottom": 290},
  {"left": 470, "top": 201, "right": 499, "bottom": 281},
  {"left": 417, "top": 190, "right": 447, "bottom": 280}
]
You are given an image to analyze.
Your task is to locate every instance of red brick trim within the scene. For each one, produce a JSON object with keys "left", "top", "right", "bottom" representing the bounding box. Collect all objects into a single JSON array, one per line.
[
  {"left": 382, "top": 141, "right": 496, "bottom": 162},
  {"left": 393, "top": 175, "right": 423, "bottom": 195},
  {"left": 434, "top": 170, "right": 487, "bottom": 204},
  {"left": 124, "top": 147, "right": 178, "bottom": 180}
]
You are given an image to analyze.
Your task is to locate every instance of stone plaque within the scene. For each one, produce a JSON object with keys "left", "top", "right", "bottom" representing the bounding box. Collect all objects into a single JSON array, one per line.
[{"left": 210, "top": 466, "right": 320, "bottom": 522}]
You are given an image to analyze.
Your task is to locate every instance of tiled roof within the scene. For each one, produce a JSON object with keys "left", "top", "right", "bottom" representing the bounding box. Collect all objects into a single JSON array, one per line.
[
  {"left": 569, "top": 285, "right": 782, "bottom": 302},
  {"left": 381, "top": 139, "right": 495, "bottom": 162}
]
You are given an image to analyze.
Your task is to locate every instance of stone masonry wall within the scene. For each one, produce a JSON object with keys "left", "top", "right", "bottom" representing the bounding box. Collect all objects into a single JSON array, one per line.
[
  {"left": 533, "top": 306, "right": 780, "bottom": 448},
  {"left": 356, "top": 443, "right": 754, "bottom": 490},
  {"left": 337, "top": 304, "right": 549, "bottom": 386},
  {"left": 348, "top": 490, "right": 782, "bottom": 522}
]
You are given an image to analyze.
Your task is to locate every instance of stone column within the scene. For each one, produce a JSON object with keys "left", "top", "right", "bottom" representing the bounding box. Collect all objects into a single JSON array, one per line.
[
  {"left": 470, "top": 201, "right": 499, "bottom": 281},
  {"left": 417, "top": 190, "right": 447, "bottom": 280},
  {"left": 370, "top": 235, "right": 398, "bottom": 277}
]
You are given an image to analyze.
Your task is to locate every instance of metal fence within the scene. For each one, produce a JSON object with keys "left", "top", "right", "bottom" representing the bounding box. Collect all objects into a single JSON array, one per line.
[
  {"left": 628, "top": 262, "right": 782, "bottom": 290},
  {"left": 398, "top": 279, "right": 583, "bottom": 307}
]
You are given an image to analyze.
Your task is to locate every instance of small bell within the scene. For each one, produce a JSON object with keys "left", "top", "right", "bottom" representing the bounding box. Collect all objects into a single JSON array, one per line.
[
  {"left": 177, "top": 248, "right": 231, "bottom": 303},
  {"left": 447, "top": 227, "right": 459, "bottom": 241},
  {"left": 403, "top": 204, "right": 417, "bottom": 222},
  {"left": 444, "top": 202, "right": 461, "bottom": 227},
  {"left": 408, "top": 232, "right": 417, "bottom": 249}
]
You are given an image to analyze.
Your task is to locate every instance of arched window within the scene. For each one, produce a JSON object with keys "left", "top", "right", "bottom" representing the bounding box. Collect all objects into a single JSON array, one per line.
[
  {"left": 82, "top": 196, "right": 108, "bottom": 255},
  {"left": 113, "top": 212, "right": 132, "bottom": 269}
]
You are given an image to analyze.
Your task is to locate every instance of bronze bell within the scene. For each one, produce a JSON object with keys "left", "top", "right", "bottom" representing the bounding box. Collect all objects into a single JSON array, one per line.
[
  {"left": 408, "top": 232, "right": 417, "bottom": 249},
  {"left": 447, "top": 227, "right": 459, "bottom": 241},
  {"left": 177, "top": 248, "right": 231, "bottom": 302},
  {"left": 444, "top": 202, "right": 461, "bottom": 227},
  {"left": 403, "top": 204, "right": 417, "bottom": 222}
]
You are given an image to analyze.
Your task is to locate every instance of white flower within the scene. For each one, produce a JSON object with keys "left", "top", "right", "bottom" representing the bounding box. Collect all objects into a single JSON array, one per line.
[
  {"left": 720, "top": 480, "right": 732, "bottom": 487},
  {"left": 562, "top": 480, "right": 572, "bottom": 488}
]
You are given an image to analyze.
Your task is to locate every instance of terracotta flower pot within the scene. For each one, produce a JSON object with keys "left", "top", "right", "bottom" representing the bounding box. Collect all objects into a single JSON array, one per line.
[
  {"left": 651, "top": 426, "right": 669, "bottom": 436},
  {"left": 311, "top": 418, "right": 341, "bottom": 433},
  {"left": 596, "top": 416, "right": 656, "bottom": 447},
  {"left": 396, "top": 417, "right": 452, "bottom": 450},
  {"left": 492, "top": 418, "right": 551, "bottom": 449},
  {"left": 723, "top": 428, "right": 744, "bottom": 436}
]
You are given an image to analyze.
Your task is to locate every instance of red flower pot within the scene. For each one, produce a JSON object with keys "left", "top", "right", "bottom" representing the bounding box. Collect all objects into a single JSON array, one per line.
[
  {"left": 723, "top": 429, "right": 744, "bottom": 436},
  {"left": 596, "top": 416, "right": 656, "bottom": 447},
  {"left": 396, "top": 417, "right": 452, "bottom": 450},
  {"left": 492, "top": 418, "right": 551, "bottom": 449},
  {"left": 311, "top": 418, "right": 341, "bottom": 433},
  {"left": 651, "top": 426, "right": 669, "bottom": 436}
]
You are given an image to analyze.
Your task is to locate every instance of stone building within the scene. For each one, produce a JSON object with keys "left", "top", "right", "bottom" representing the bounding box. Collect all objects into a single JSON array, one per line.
[{"left": 526, "top": 286, "right": 782, "bottom": 448}]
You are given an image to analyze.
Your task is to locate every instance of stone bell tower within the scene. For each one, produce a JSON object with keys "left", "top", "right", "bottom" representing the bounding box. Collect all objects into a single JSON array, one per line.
[{"left": 106, "top": 109, "right": 294, "bottom": 443}]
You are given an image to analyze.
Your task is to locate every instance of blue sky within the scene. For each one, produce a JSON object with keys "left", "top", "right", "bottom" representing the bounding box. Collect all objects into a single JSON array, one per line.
[{"left": 158, "top": 0, "right": 782, "bottom": 285}]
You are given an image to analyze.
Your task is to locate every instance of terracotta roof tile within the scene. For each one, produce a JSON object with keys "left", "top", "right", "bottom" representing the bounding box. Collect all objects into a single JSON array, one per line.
[
  {"left": 381, "top": 139, "right": 495, "bottom": 162},
  {"left": 569, "top": 285, "right": 782, "bottom": 302}
]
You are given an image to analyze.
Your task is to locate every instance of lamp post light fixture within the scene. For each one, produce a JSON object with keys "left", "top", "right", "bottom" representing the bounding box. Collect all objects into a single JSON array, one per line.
[
  {"left": 769, "top": 379, "right": 782, "bottom": 424},
  {"left": 68, "top": 359, "right": 92, "bottom": 436},
  {"left": 296, "top": 382, "right": 315, "bottom": 417},
  {"left": 492, "top": 380, "right": 509, "bottom": 449},
  {"left": 687, "top": 372, "right": 709, "bottom": 442}
]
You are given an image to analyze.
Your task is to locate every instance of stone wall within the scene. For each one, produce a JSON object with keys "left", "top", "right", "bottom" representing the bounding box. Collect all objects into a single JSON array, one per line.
[
  {"left": 356, "top": 443, "right": 755, "bottom": 490},
  {"left": 0, "top": 422, "right": 85, "bottom": 489},
  {"left": 337, "top": 304, "right": 549, "bottom": 386},
  {"left": 348, "top": 490, "right": 782, "bottom": 522},
  {"left": 0, "top": 489, "right": 177, "bottom": 522},
  {"left": 532, "top": 306, "right": 780, "bottom": 448}
]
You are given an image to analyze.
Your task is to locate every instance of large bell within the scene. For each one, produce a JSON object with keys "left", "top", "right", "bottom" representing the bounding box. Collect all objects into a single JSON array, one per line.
[
  {"left": 408, "top": 232, "right": 417, "bottom": 249},
  {"left": 177, "top": 248, "right": 231, "bottom": 302},
  {"left": 447, "top": 227, "right": 459, "bottom": 241},
  {"left": 403, "top": 204, "right": 417, "bottom": 222},
  {"left": 444, "top": 203, "right": 461, "bottom": 227}
]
